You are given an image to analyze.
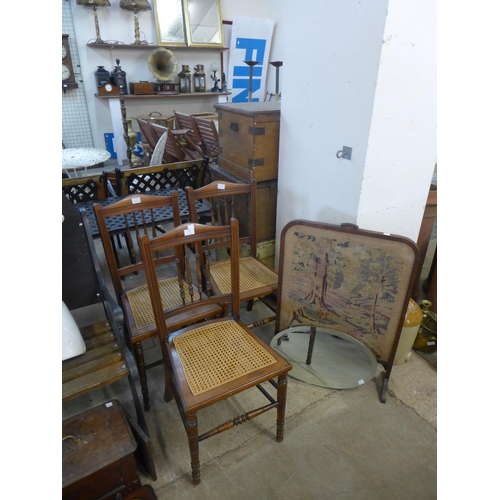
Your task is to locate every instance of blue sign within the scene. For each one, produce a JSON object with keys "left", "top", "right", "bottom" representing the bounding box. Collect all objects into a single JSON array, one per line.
[
  {"left": 104, "top": 132, "right": 143, "bottom": 159},
  {"left": 231, "top": 37, "right": 267, "bottom": 102}
]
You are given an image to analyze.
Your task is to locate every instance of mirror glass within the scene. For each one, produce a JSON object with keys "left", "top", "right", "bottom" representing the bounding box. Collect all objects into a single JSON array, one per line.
[
  {"left": 153, "top": 0, "right": 187, "bottom": 46},
  {"left": 184, "top": 0, "right": 224, "bottom": 47}
]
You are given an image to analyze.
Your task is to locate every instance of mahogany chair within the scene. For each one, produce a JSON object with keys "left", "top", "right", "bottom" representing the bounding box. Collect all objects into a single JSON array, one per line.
[
  {"left": 185, "top": 180, "right": 279, "bottom": 320},
  {"left": 93, "top": 193, "right": 224, "bottom": 411},
  {"left": 191, "top": 114, "right": 219, "bottom": 161},
  {"left": 173, "top": 110, "right": 204, "bottom": 157},
  {"left": 136, "top": 118, "right": 159, "bottom": 166},
  {"left": 150, "top": 123, "right": 202, "bottom": 163},
  {"left": 139, "top": 219, "right": 292, "bottom": 485}
]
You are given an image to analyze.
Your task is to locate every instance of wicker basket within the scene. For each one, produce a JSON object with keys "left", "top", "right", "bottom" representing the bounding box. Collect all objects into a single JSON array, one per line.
[{"left": 138, "top": 111, "right": 175, "bottom": 129}]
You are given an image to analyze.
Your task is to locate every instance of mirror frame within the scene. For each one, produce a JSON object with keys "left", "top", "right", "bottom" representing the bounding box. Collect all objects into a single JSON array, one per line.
[
  {"left": 153, "top": 0, "right": 188, "bottom": 47},
  {"left": 153, "top": 0, "right": 224, "bottom": 48},
  {"left": 183, "top": 0, "right": 224, "bottom": 48}
]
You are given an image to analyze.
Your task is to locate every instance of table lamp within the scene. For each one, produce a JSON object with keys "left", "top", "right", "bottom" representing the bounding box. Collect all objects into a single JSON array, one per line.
[
  {"left": 210, "top": 61, "right": 221, "bottom": 92},
  {"left": 119, "top": 0, "right": 152, "bottom": 45},
  {"left": 76, "top": 0, "right": 111, "bottom": 45}
]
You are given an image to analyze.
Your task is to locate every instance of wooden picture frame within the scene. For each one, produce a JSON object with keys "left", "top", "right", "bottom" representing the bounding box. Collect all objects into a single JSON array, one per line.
[{"left": 275, "top": 220, "right": 420, "bottom": 402}]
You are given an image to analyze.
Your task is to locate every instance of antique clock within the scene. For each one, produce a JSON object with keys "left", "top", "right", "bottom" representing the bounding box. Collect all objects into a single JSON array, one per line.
[
  {"left": 97, "top": 82, "right": 119, "bottom": 95},
  {"left": 62, "top": 34, "right": 78, "bottom": 91}
]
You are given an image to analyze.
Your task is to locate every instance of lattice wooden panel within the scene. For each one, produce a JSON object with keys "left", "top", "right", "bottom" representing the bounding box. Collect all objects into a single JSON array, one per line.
[
  {"left": 63, "top": 180, "right": 99, "bottom": 204},
  {"left": 127, "top": 166, "right": 200, "bottom": 193}
]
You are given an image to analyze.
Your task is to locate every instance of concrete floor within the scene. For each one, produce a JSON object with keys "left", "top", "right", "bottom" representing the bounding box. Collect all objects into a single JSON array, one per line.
[{"left": 63, "top": 219, "right": 437, "bottom": 499}]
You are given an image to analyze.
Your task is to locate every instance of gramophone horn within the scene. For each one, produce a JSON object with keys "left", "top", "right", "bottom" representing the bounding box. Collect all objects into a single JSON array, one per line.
[{"left": 148, "top": 48, "right": 178, "bottom": 81}]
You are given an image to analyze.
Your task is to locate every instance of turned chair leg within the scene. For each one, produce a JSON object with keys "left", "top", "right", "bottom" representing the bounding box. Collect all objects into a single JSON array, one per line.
[
  {"left": 133, "top": 341, "right": 150, "bottom": 412},
  {"left": 276, "top": 374, "right": 288, "bottom": 442},
  {"left": 186, "top": 413, "right": 201, "bottom": 485}
]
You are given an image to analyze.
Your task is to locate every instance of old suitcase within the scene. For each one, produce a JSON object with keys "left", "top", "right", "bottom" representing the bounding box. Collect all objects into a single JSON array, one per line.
[
  {"left": 62, "top": 400, "right": 141, "bottom": 500},
  {"left": 215, "top": 102, "right": 280, "bottom": 182}
]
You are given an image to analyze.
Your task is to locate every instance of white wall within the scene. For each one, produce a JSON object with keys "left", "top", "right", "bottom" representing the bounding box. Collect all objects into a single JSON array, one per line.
[
  {"left": 356, "top": 0, "right": 437, "bottom": 240},
  {"left": 273, "top": 0, "right": 389, "bottom": 246},
  {"left": 271, "top": 0, "right": 436, "bottom": 260}
]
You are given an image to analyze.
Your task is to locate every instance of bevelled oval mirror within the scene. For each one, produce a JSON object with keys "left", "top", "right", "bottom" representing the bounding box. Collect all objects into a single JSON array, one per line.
[
  {"left": 153, "top": 0, "right": 188, "bottom": 46},
  {"left": 183, "top": 0, "right": 224, "bottom": 48}
]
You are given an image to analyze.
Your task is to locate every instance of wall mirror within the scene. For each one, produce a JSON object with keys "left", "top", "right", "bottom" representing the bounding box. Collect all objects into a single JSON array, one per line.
[
  {"left": 184, "top": 0, "right": 224, "bottom": 47},
  {"left": 154, "top": 0, "right": 224, "bottom": 48},
  {"left": 153, "top": 0, "right": 187, "bottom": 46}
]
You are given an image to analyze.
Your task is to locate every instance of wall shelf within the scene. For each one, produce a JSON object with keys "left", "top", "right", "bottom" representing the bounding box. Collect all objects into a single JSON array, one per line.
[
  {"left": 87, "top": 43, "right": 227, "bottom": 51},
  {"left": 95, "top": 92, "right": 231, "bottom": 100}
]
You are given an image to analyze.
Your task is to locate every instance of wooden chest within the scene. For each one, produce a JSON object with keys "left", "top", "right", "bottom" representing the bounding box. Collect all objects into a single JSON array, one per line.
[
  {"left": 62, "top": 400, "right": 141, "bottom": 500},
  {"left": 215, "top": 102, "right": 281, "bottom": 182},
  {"left": 129, "top": 82, "right": 155, "bottom": 95}
]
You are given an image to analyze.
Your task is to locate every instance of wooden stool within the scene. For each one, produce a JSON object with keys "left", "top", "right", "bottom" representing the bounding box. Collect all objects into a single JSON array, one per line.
[{"left": 62, "top": 400, "right": 142, "bottom": 500}]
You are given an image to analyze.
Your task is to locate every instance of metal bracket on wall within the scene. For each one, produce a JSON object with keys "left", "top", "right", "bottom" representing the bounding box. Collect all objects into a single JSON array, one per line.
[{"left": 336, "top": 146, "right": 352, "bottom": 160}]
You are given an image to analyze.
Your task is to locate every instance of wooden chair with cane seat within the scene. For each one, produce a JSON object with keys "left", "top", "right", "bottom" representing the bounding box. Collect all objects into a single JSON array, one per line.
[
  {"left": 93, "top": 193, "right": 224, "bottom": 411},
  {"left": 185, "top": 179, "right": 279, "bottom": 323},
  {"left": 139, "top": 219, "right": 292, "bottom": 485}
]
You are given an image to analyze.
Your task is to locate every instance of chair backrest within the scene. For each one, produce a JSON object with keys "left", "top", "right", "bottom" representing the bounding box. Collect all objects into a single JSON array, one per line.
[
  {"left": 136, "top": 118, "right": 158, "bottom": 151},
  {"left": 185, "top": 180, "right": 257, "bottom": 258},
  {"left": 62, "top": 173, "right": 109, "bottom": 204},
  {"left": 192, "top": 115, "right": 219, "bottom": 158},
  {"left": 139, "top": 219, "right": 241, "bottom": 342},
  {"left": 173, "top": 110, "right": 201, "bottom": 149},
  {"left": 93, "top": 192, "right": 182, "bottom": 299},
  {"left": 117, "top": 160, "right": 207, "bottom": 195}
]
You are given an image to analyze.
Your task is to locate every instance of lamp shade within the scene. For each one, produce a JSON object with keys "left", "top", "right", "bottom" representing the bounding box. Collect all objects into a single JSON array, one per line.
[
  {"left": 119, "top": 0, "right": 151, "bottom": 12},
  {"left": 77, "top": 0, "right": 111, "bottom": 6}
]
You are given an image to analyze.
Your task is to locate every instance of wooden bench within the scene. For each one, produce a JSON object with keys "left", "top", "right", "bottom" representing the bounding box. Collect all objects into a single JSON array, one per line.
[{"left": 62, "top": 200, "right": 156, "bottom": 480}]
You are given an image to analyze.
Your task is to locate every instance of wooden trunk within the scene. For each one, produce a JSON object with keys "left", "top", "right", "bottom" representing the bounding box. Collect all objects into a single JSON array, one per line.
[
  {"left": 215, "top": 102, "right": 280, "bottom": 182},
  {"left": 62, "top": 401, "right": 141, "bottom": 500}
]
